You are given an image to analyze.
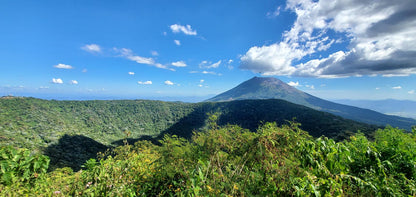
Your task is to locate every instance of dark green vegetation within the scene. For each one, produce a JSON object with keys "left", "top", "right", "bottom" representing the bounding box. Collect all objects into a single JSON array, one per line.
[
  {"left": 0, "top": 97, "right": 379, "bottom": 170},
  {"left": 206, "top": 77, "right": 416, "bottom": 130},
  {"left": 1, "top": 122, "right": 415, "bottom": 196}
]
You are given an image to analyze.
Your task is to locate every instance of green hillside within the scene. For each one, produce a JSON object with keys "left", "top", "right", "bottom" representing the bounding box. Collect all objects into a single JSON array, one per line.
[
  {"left": 0, "top": 97, "right": 379, "bottom": 170},
  {"left": 0, "top": 97, "right": 195, "bottom": 150}
]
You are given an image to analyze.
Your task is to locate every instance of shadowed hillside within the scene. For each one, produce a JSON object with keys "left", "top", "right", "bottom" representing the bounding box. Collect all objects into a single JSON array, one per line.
[{"left": 0, "top": 97, "right": 381, "bottom": 169}]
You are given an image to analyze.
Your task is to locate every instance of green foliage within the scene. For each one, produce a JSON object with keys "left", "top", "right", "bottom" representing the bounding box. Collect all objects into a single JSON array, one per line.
[
  {"left": 2, "top": 121, "right": 414, "bottom": 196},
  {"left": 0, "top": 146, "right": 49, "bottom": 185}
]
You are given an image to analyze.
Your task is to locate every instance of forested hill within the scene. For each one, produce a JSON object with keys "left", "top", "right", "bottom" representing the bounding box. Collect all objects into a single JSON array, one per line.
[
  {"left": 0, "top": 97, "right": 379, "bottom": 170},
  {"left": 0, "top": 97, "right": 379, "bottom": 147}
]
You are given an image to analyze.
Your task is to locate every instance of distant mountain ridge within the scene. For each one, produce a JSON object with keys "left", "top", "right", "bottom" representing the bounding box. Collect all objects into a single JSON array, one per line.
[
  {"left": 206, "top": 77, "right": 416, "bottom": 130},
  {"left": 334, "top": 99, "right": 416, "bottom": 119}
]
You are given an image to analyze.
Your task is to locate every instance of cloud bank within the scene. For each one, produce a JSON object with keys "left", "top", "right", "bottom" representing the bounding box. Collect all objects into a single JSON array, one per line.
[{"left": 240, "top": 0, "right": 416, "bottom": 78}]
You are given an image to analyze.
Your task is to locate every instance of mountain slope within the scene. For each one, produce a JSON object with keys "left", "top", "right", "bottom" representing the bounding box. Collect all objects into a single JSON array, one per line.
[{"left": 206, "top": 77, "right": 416, "bottom": 130}]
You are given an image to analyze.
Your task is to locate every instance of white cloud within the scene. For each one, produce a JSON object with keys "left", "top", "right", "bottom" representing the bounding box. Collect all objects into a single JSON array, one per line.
[
  {"left": 200, "top": 79, "right": 204, "bottom": 83},
  {"left": 164, "top": 80, "right": 174, "bottom": 85},
  {"left": 82, "top": 69, "right": 88, "bottom": 73},
  {"left": 54, "top": 63, "right": 73, "bottom": 69},
  {"left": 202, "top": 71, "right": 218, "bottom": 75},
  {"left": 116, "top": 48, "right": 154, "bottom": 64},
  {"left": 128, "top": 72, "right": 135, "bottom": 75},
  {"left": 392, "top": 86, "right": 402, "bottom": 89},
  {"left": 81, "top": 44, "right": 101, "bottom": 53},
  {"left": 208, "top": 60, "right": 221, "bottom": 69},
  {"left": 70, "top": 80, "right": 78, "bottom": 85},
  {"left": 198, "top": 84, "right": 203, "bottom": 87},
  {"left": 174, "top": 40, "right": 181, "bottom": 46},
  {"left": 114, "top": 48, "right": 174, "bottom": 71},
  {"left": 376, "top": 87, "right": 380, "bottom": 90},
  {"left": 267, "top": 6, "right": 281, "bottom": 18},
  {"left": 39, "top": 86, "right": 49, "bottom": 89},
  {"left": 189, "top": 70, "right": 221, "bottom": 75},
  {"left": 240, "top": 0, "right": 416, "bottom": 78},
  {"left": 170, "top": 24, "right": 197, "bottom": 35},
  {"left": 52, "top": 78, "right": 63, "bottom": 84},
  {"left": 171, "top": 61, "right": 187, "bottom": 67},
  {"left": 138, "top": 81, "right": 152, "bottom": 85},
  {"left": 199, "top": 60, "right": 221, "bottom": 69},
  {"left": 409, "top": 90, "right": 415, "bottom": 94},
  {"left": 287, "top": 81, "right": 300, "bottom": 87}
]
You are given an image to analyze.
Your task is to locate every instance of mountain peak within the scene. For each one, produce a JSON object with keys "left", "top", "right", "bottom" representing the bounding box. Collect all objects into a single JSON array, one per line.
[{"left": 206, "top": 77, "right": 309, "bottom": 104}]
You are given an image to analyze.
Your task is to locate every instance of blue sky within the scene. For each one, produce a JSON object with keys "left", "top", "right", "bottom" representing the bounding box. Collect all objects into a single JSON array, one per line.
[{"left": 1, "top": 0, "right": 415, "bottom": 101}]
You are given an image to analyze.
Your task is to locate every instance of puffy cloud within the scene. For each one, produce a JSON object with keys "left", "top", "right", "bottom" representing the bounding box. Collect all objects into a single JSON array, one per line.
[
  {"left": 409, "top": 90, "right": 415, "bottom": 94},
  {"left": 52, "top": 78, "right": 63, "bottom": 84},
  {"left": 164, "top": 80, "right": 174, "bottom": 85},
  {"left": 171, "top": 61, "right": 187, "bottom": 67},
  {"left": 54, "top": 63, "right": 73, "bottom": 69},
  {"left": 392, "top": 86, "right": 402, "bottom": 89},
  {"left": 240, "top": 0, "right": 416, "bottom": 78},
  {"left": 128, "top": 72, "right": 135, "bottom": 75},
  {"left": 81, "top": 44, "right": 101, "bottom": 53},
  {"left": 174, "top": 40, "right": 181, "bottom": 46},
  {"left": 200, "top": 79, "right": 204, "bottom": 83},
  {"left": 170, "top": 24, "right": 197, "bottom": 35},
  {"left": 138, "top": 81, "right": 152, "bottom": 85},
  {"left": 70, "top": 80, "right": 78, "bottom": 85},
  {"left": 287, "top": 81, "right": 300, "bottom": 87},
  {"left": 198, "top": 84, "right": 203, "bottom": 87}
]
